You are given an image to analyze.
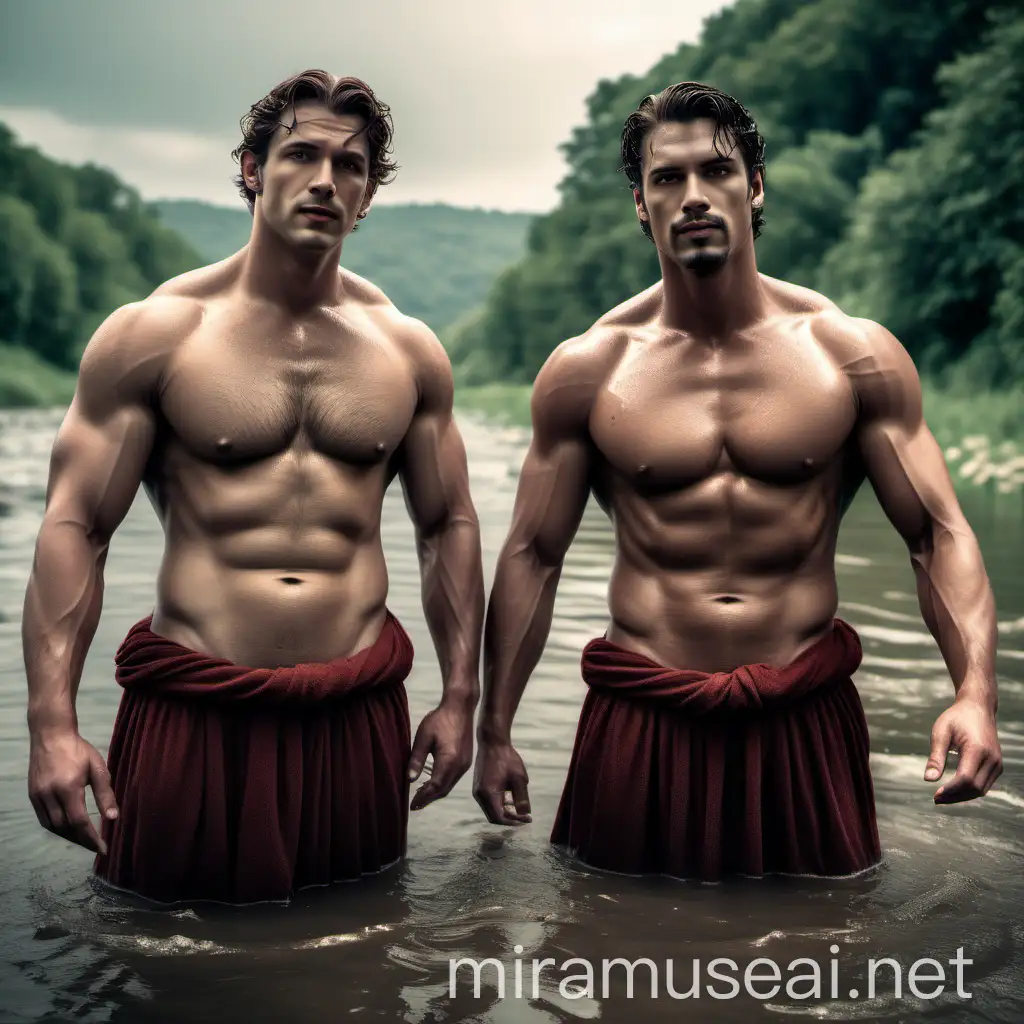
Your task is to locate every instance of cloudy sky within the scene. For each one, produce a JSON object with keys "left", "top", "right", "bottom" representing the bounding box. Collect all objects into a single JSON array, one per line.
[{"left": 1, "top": 0, "right": 730, "bottom": 213}]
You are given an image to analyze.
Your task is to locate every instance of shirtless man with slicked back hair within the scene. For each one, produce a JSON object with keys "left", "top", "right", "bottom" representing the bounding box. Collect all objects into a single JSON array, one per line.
[{"left": 473, "top": 81, "right": 1002, "bottom": 882}]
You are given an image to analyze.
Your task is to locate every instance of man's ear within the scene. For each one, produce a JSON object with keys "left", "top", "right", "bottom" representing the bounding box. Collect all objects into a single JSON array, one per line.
[
  {"left": 750, "top": 169, "right": 764, "bottom": 207},
  {"left": 633, "top": 187, "right": 649, "bottom": 224},
  {"left": 357, "top": 185, "right": 374, "bottom": 221},
  {"left": 240, "top": 151, "right": 262, "bottom": 194}
]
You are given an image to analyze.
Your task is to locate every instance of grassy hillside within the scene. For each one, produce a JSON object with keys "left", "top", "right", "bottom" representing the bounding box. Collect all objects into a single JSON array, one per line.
[
  {"left": 154, "top": 199, "right": 534, "bottom": 334},
  {"left": 0, "top": 343, "right": 77, "bottom": 408}
]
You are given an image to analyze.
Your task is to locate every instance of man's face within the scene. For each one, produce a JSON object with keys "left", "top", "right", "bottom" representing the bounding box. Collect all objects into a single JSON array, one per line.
[
  {"left": 634, "top": 118, "right": 762, "bottom": 275},
  {"left": 243, "top": 101, "right": 372, "bottom": 251}
]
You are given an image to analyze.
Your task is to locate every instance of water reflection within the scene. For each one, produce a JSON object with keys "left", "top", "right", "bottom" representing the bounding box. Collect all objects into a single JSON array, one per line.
[{"left": 0, "top": 408, "right": 1021, "bottom": 1023}]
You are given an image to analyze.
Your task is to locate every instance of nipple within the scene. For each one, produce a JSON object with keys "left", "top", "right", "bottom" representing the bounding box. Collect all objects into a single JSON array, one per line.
[
  {"left": 216, "top": 437, "right": 233, "bottom": 451},
  {"left": 637, "top": 463, "right": 649, "bottom": 475},
  {"left": 375, "top": 442, "right": 387, "bottom": 454},
  {"left": 803, "top": 457, "right": 814, "bottom": 468}
]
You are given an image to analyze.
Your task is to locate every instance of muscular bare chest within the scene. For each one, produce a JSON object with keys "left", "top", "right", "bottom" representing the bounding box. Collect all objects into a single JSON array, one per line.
[
  {"left": 591, "top": 319, "right": 857, "bottom": 489},
  {"left": 158, "top": 305, "right": 418, "bottom": 466}
]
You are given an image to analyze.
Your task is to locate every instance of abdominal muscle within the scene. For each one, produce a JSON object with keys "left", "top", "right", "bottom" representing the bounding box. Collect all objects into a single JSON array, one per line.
[
  {"left": 602, "top": 482, "right": 844, "bottom": 673},
  {"left": 606, "top": 566, "right": 840, "bottom": 673},
  {"left": 147, "top": 463, "right": 394, "bottom": 668}
]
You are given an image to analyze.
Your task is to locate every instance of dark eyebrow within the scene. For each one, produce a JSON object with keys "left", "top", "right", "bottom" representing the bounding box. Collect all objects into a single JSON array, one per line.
[
  {"left": 650, "top": 155, "right": 737, "bottom": 176},
  {"left": 279, "top": 139, "right": 367, "bottom": 166}
]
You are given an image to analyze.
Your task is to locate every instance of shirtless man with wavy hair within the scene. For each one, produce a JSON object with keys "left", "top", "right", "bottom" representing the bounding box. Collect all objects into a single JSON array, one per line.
[{"left": 25, "top": 69, "right": 484, "bottom": 903}]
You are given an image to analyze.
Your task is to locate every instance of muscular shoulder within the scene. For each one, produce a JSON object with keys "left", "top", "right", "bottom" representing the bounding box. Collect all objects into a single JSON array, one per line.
[
  {"left": 760, "top": 274, "right": 840, "bottom": 316},
  {"left": 531, "top": 325, "right": 629, "bottom": 439},
  {"left": 338, "top": 265, "right": 395, "bottom": 310},
  {"left": 811, "top": 311, "right": 922, "bottom": 423},
  {"left": 382, "top": 309, "right": 455, "bottom": 413},
  {"left": 593, "top": 281, "right": 663, "bottom": 328},
  {"left": 149, "top": 252, "right": 244, "bottom": 300},
  {"left": 76, "top": 296, "right": 201, "bottom": 412}
]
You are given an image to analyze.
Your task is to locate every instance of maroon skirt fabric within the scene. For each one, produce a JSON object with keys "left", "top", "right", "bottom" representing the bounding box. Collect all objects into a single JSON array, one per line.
[
  {"left": 551, "top": 619, "right": 881, "bottom": 881},
  {"left": 93, "top": 611, "right": 414, "bottom": 904}
]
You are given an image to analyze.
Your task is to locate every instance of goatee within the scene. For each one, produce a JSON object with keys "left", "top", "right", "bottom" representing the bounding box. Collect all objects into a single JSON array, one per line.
[{"left": 681, "top": 249, "right": 728, "bottom": 278}]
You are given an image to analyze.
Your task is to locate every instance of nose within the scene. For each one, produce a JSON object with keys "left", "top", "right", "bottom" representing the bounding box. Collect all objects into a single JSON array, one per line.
[
  {"left": 681, "top": 173, "right": 710, "bottom": 214},
  {"left": 308, "top": 157, "right": 336, "bottom": 200}
]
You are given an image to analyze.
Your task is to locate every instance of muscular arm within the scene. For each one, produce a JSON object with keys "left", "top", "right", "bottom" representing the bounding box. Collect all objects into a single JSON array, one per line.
[
  {"left": 849, "top": 319, "right": 1001, "bottom": 801},
  {"left": 25, "top": 305, "right": 165, "bottom": 730},
  {"left": 24, "top": 300, "right": 173, "bottom": 849},
  {"left": 396, "top": 322, "right": 485, "bottom": 807},
  {"left": 478, "top": 351, "right": 596, "bottom": 743},
  {"left": 398, "top": 323, "right": 484, "bottom": 696},
  {"left": 471, "top": 339, "right": 606, "bottom": 824}
]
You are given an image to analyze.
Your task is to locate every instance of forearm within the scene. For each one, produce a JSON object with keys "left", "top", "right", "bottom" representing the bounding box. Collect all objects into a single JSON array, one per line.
[
  {"left": 478, "top": 541, "right": 563, "bottom": 744},
  {"left": 23, "top": 518, "right": 107, "bottom": 734},
  {"left": 911, "top": 523, "right": 998, "bottom": 712},
  {"left": 417, "top": 513, "right": 485, "bottom": 705}
]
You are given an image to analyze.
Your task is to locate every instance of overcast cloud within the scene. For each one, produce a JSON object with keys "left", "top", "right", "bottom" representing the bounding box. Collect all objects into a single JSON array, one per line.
[{"left": 0, "top": 0, "right": 730, "bottom": 212}]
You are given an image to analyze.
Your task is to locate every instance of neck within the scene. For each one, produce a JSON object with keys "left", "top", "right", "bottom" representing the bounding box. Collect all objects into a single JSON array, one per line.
[
  {"left": 239, "top": 209, "right": 344, "bottom": 311},
  {"left": 659, "top": 236, "right": 766, "bottom": 341}
]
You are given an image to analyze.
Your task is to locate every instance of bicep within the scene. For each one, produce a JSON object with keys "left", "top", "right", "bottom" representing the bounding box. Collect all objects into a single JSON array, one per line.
[
  {"left": 851, "top": 322, "right": 969, "bottom": 549},
  {"left": 858, "top": 416, "right": 966, "bottom": 550},
  {"left": 46, "top": 398, "right": 156, "bottom": 540},
  {"left": 505, "top": 430, "right": 592, "bottom": 566},
  {"left": 43, "top": 315, "right": 161, "bottom": 540},
  {"left": 397, "top": 407, "right": 476, "bottom": 536}
]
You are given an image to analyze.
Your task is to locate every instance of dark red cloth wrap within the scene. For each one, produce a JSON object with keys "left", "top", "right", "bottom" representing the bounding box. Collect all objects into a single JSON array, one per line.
[
  {"left": 93, "top": 612, "right": 414, "bottom": 903},
  {"left": 551, "top": 619, "right": 881, "bottom": 881}
]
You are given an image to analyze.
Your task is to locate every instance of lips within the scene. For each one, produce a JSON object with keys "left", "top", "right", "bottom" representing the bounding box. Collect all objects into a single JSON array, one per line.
[
  {"left": 299, "top": 206, "right": 339, "bottom": 220},
  {"left": 677, "top": 221, "right": 719, "bottom": 234}
]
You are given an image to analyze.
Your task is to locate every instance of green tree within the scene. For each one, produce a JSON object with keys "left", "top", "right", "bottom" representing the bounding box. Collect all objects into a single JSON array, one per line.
[
  {"left": 0, "top": 195, "right": 42, "bottom": 345},
  {"left": 26, "top": 234, "right": 80, "bottom": 367},
  {"left": 63, "top": 208, "right": 148, "bottom": 314},
  {"left": 818, "top": 7, "right": 1024, "bottom": 381}
]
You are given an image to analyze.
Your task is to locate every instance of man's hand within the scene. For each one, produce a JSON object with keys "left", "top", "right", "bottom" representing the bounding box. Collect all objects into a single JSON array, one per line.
[
  {"left": 28, "top": 729, "right": 118, "bottom": 854},
  {"left": 924, "top": 697, "right": 1002, "bottom": 804},
  {"left": 473, "top": 740, "right": 532, "bottom": 825},
  {"left": 407, "top": 700, "right": 474, "bottom": 811}
]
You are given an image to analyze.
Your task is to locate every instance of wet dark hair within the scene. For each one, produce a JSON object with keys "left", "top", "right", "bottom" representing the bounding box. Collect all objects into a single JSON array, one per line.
[
  {"left": 620, "top": 82, "right": 766, "bottom": 242},
  {"left": 231, "top": 69, "right": 398, "bottom": 221}
]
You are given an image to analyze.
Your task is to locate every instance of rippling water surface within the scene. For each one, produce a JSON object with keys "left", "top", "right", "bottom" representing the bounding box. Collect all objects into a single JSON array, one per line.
[{"left": 1, "top": 408, "right": 1022, "bottom": 1023}]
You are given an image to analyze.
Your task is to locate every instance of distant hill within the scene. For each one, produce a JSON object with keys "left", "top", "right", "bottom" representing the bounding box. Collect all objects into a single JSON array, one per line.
[{"left": 153, "top": 199, "right": 534, "bottom": 335}]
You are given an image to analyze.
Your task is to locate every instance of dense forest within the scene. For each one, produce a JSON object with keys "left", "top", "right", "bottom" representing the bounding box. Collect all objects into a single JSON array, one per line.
[
  {"left": 154, "top": 200, "right": 531, "bottom": 334},
  {"left": 448, "top": 0, "right": 1024, "bottom": 391},
  {"left": 0, "top": 124, "right": 199, "bottom": 372}
]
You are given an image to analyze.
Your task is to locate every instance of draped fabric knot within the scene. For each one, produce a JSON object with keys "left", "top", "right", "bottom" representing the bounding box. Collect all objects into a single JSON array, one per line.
[
  {"left": 579, "top": 618, "right": 863, "bottom": 714},
  {"left": 552, "top": 619, "right": 881, "bottom": 881}
]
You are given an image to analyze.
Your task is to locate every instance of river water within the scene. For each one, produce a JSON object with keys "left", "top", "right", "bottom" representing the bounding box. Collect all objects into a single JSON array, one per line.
[{"left": 0, "top": 407, "right": 1021, "bottom": 1023}]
